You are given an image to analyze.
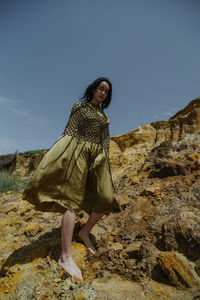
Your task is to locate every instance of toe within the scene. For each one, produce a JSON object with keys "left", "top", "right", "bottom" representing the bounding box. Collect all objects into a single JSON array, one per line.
[
  {"left": 88, "top": 248, "right": 96, "bottom": 255},
  {"left": 75, "top": 273, "right": 83, "bottom": 280}
]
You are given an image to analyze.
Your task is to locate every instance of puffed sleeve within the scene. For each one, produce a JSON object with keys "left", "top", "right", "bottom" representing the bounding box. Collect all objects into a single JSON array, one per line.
[
  {"left": 63, "top": 102, "right": 83, "bottom": 134},
  {"left": 70, "top": 102, "right": 82, "bottom": 115}
]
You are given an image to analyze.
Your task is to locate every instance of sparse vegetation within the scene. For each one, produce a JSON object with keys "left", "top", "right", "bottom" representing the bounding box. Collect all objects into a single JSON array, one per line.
[
  {"left": 23, "top": 149, "right": 47, "bottom": 155},
  {"left": 0, "top": 171, "right": 19, "bottom": 194}
]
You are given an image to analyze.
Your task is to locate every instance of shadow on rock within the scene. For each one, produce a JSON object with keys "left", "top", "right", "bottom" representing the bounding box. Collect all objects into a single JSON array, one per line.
[
  {"left": 151, "top": 264, "right": 171, "bottom": 285},
  {"left": 0, "top": 223, "right": 96, "bottom": 278},
  {"left": 0, "top": 228, "right": 61, "bottom": 277}
]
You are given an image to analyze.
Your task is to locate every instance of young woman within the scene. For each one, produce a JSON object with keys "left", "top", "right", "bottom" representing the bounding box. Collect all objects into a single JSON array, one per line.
[{"left": 23, "top": 77, "right": 113, "bottom": 280}]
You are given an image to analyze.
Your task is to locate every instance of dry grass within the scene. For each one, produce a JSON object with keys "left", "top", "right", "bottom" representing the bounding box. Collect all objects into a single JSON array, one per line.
[{"left": 0, "top": 171, "right": 19, "bottom": 194}]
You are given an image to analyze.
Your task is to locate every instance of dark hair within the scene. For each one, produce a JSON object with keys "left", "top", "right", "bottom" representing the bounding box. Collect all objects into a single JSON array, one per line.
[{"left": 80, "top": 77, "right": 112, "bottom": 110}]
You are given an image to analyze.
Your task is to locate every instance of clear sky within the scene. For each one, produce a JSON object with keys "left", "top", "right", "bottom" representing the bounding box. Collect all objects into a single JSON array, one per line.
[{"left": 0, "top": 0, "right": 200, "bottom": 154}]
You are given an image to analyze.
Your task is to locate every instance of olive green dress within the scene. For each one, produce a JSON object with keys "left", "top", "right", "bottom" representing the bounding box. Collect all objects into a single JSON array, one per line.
[{"left": 22, "top": 102, "right": 113, "bottom": 214}]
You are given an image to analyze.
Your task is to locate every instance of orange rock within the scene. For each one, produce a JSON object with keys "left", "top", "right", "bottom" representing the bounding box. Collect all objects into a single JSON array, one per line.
[
  {"left": 24, "top": 222, "right": 41, "bottom": 237},
  {"left": 108, "top": 242, "right": 123, "bottom": 252},
  {"left": 124, "top": 241, "right": 142, "bottom": 259},
  {"left": 157, "top": 252, "right": 200, "bottom": 288}
]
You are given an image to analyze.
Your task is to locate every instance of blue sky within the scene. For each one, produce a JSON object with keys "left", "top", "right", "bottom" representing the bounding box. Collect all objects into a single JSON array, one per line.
[{"left": 0, "top": 0, "right": 200, "bottom": 154}]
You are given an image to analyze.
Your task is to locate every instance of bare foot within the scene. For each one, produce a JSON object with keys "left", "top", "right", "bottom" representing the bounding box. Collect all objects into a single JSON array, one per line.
[
  {"left": 79, "top": 230, "right": 96, "bottom": 254},
  {"left": 58, "top": 255, "right": 83, "bottom": 280}
]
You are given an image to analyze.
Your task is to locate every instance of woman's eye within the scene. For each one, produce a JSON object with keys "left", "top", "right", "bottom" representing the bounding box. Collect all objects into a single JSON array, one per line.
[{"left": 99, "top": 87, "right": 109, "bottom": 94}]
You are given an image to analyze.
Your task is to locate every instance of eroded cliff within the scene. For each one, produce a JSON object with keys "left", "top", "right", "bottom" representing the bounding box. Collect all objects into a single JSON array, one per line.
[{"left": 110, "top": 97, "right": 200, "bottom": 180}]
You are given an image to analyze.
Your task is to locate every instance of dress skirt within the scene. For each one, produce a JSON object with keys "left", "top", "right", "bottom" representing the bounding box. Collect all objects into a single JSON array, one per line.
[{"left": 22, "top": 134, "right": 113, "bottom": 214}]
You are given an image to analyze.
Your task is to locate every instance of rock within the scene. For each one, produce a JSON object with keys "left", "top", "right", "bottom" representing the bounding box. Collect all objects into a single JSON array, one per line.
[
  {"left": 149, "top": 159, "right": 189, "bottom": 178},
  {"left": 73, "top": 288, "right": 97, "bottom": 300},
  {"left": 124, "top": 241, "right": 142, "bottom": 259},
  {"left": 0, "top": 154, "right": 16, "bottom": 171},
  {"left": 161, "top": 215, "right": 200, "bottom": 260},
  {"left": 108, "top": 242, "right": 123, "bottom": 252},
  {"left": 110, "top": 124, "right": 156, "bottom": 180},
  {"left": 129, "top": 172, "right": 149, "bottom": 184},
  {"left": 195, "top": 259, "right": 200, "bottom": 277},
  {"left": 71, "top": 243, "right": 87, "bottom": 266},
  {"left": 192, "top": 186, "right": 200, "bottom": 202},
  {"left": 157, "top": 252, "right": 200, "bottom": 288},
  {"left": 15, "top": 152, "right": 47, "bottom": 176},
  {"left": 140, "top": 186, "right": 161, "bottom": 197},
  {"left": 24, "top": 222, "right": 42, "bottom": 237},
  {"left": 113, "top": 194, "right": 130, "bottom": 210}
]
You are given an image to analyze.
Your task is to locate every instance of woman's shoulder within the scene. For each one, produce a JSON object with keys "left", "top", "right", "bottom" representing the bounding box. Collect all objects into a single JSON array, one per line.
[
  {"left": 72, "top": 101, "right": 95, "bottom": 111},
  {"left": 70, "top": 101, "right": 94, "bottom": 117},
  {"left": 72, "top": 101, "right": 83, "bottom": 109},
  {"left": 70, "top": 101, "right": 85, "bottom": 113}
]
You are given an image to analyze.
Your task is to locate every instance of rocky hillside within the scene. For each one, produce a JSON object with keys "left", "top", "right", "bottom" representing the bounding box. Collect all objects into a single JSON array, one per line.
[
  {"left": 0, "top": 98, "right": 200, "bottom": 299},
  {"left": 110, "top": 96, "right": 200, "bottom": 180}
]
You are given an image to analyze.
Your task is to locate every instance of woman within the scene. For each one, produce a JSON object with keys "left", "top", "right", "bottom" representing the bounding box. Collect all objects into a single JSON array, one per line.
[{"left": 23, "top": 77, "right": 113, "bottom": 280}]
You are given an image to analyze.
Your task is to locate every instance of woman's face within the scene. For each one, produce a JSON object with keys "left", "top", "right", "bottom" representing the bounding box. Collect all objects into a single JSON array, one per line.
[{"left": 91, "top": 81, "right": 110, "bottom": 105}]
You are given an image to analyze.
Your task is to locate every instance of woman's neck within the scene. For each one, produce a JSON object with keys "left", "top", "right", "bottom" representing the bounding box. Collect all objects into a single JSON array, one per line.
[{"left": 90, "top": 99, "right": 100, "bottom": 107}]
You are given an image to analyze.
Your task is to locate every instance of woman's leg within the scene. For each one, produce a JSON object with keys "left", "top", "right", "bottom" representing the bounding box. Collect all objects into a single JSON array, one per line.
[
  {"left": 58, "top": 210, "right": 83, "bottom": 280},
  {"left": 79, "top": 211, "right": 104, "bottom": 254}
]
